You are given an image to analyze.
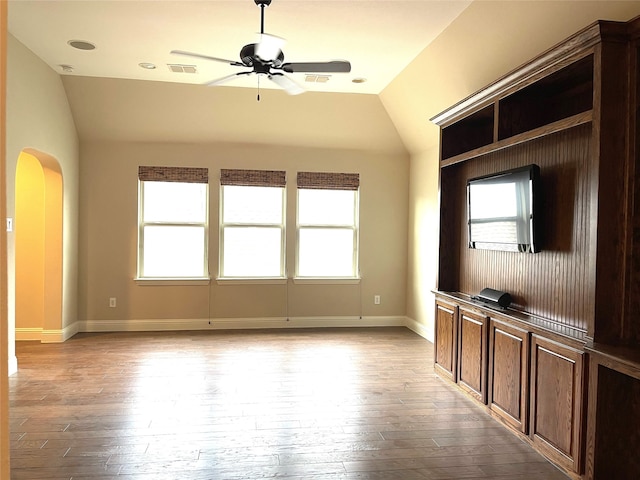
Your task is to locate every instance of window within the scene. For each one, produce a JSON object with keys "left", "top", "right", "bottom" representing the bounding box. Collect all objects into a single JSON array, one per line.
[
  {"left": 219, "top": 169, "right": 286, "bottom": 278},
  {"left": 296, "top": 172, "right": 359, "bottom": 278},
  {"left": 137, "top": 166, "right": 209, "bottom": 279}
]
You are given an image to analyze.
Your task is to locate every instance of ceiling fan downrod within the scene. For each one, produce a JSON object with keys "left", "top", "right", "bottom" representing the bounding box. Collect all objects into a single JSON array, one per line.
[{"left": 254, "top": 0, "right": 272, "bottom": 34}]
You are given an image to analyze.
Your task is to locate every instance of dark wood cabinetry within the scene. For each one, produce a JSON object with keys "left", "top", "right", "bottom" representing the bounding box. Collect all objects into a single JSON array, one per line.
[
  {"left": 489, "top": 318, "right": 529, "bottom": 433},
  {"left": 434, "top": 300, "right": 457, "bottom": 381},
  {"left": 431, "top": 16, "right": 640, "bottom": 479},
  {"left": 434, "top": 292, "right": 586, "bottom": 476},
  {"left": 457, "top": 308, "right": 488, "bottom": 403},
  {"left": 530, "top": 335, "right": 585, "bottom": 474},
  {"left": 585, "top": 345, "right": 640, "bottom": 479}
]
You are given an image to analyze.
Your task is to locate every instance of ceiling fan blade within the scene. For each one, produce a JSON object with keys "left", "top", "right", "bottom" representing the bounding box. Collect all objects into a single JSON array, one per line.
[
  {"left": 171, "top": 50, "right": 244, "bottom": 66},
  {"left": 280, "top": 61, "right": 351, "bottom": 74},
  {"left": 255, "top": 33, "right": 286, "bottom": 61},
  {"left": 205, "top": 71, "right": 252, "bottom": 87},
  {"left": 268, "top": 73, "right": 305, "bottom": 95}
]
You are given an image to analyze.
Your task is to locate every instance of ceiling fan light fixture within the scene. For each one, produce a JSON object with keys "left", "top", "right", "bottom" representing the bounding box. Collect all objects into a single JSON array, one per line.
[{"left": 255, "top": 33, "right": 286, "bottom": 62}]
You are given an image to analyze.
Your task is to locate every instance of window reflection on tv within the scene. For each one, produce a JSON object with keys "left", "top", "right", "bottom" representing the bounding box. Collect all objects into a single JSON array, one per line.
[{"left": 467, "top": 164, "right": 541, "bottom": 253}]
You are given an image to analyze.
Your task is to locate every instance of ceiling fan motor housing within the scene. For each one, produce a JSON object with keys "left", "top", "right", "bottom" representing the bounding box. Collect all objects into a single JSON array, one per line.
[{"left": 240, "top": 44, "right": 284, "bottom": 68}]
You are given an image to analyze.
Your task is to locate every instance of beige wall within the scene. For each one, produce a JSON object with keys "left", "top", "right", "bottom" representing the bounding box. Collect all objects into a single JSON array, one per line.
[
  {"left": 0, "top": 1, "right": 9, "bottom": 475},
  {"left": 15, "top": 152, "right": 45, "bottom": 329},
  {"left": 6, "top": 33, "right": 79, "bottom": 348},
  {"left": 78, "top": 141, "right": 409, "bottom": 327},
  {"left": 381, "top": 0, "right": 640, "bottom": 341}
]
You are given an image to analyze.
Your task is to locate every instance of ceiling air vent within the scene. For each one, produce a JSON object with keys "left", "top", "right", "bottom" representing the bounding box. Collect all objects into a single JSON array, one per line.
[
  {"left": 305, "top": 74, "right": 331, "bottom": 83},
  {"left": 168, "top": 64, "right": 198, "bottom": 74}
]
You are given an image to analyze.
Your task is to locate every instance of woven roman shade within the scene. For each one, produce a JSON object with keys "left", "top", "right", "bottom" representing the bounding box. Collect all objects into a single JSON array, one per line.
[
  {"left": 220, "top": 169, "right": 286, "bottom": 187},
  {"left": 138, "top": 166, "right": 208, "bottom": 183},
  {"left": 297, "top": 172, "right": 360, "bottom": 191}
]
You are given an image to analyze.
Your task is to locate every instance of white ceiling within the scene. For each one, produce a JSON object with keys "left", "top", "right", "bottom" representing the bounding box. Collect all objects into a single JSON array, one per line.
[{"left": 8, "top": 0, "right": 470, "bottom": 95}]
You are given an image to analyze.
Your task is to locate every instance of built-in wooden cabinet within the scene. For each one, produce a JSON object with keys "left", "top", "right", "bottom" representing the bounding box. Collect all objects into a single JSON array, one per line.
[
  {"left": 489, "top": 318, "right": 529, "bottom": 434},
  {"left": 457, "top": 308, "right": 488, "bottom": 403},
  {"left": 530, "top": 335, "right": 585, "bottom": 474},
  {"left": 434, "top": 300, "right": 457, "bottom": 381},
  {"left": 434, "top": 293, "right": 586, "bottom": 477},
  {"left": 584, "top": 345, "right": 640, "bottom": 479},
  {"left": 431, "top": 15, "right": 640, "bottom": 479}
]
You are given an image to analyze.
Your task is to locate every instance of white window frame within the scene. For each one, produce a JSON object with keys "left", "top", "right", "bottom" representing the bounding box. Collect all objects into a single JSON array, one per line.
[
  {"left": 218, "top": 170, "right": 286, "bottom": 280},
  {"left": 136, "top": 167, "right": 209, "bottom": 281},
  {"left": 295, "top": 172, "right": 360, "bottom": 279}
]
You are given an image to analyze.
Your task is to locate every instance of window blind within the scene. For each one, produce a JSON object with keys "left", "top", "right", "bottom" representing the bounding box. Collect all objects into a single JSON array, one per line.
[
  {"left": 138, "top": 166, "right": 208, "bottom": 184},
  {"left": 220, "top": 169, "right": 286, "bottom": 188},
  {"left": 297, "top": 171, "right": 359, "bottom": 191}
]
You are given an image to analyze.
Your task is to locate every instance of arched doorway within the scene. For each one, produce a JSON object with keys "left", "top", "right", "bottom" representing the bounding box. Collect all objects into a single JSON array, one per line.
[{"left": 14, "top": 149, "right": 63, "bottom": 340}]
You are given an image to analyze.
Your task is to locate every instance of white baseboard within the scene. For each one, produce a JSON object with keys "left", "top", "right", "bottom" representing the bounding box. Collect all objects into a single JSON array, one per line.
[
  {"left": 77, "top": 315, "right": 408, "bottom": 333},
  {"left": 405, "top": 316, "right": 433, "bottom": 342},
  {"left": 17, "top": 316, "right": 433, "bottom": 344},
  {"left": 15, "top": 328, "right": 42, "bottom": 341},
  {"left": 8, "top": 355, "right": 18, "bottom": 376},
  {"left": 16, "top": 322, "right": 80, "bottom": 343}
]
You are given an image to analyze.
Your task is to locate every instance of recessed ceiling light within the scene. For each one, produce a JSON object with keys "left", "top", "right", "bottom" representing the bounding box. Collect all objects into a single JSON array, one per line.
[
  {"left": 67, "top": 40, "right": 96, "bottom": 50},
  {"left": 352, "top": 77, "right": 367, "bottom": 84},
  {"left": 139, "top": 63, "right": 156, "bottom": 70}
]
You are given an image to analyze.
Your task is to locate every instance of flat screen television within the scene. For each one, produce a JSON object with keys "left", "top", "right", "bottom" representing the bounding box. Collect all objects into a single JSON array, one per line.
[{"left": 467, "top": 164, "right": 541, "bottom": 253}]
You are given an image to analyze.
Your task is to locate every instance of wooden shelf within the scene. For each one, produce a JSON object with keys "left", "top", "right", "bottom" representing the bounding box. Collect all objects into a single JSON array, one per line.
[
  {"left": 585, "top": 343, "right": 640, "bottom": 379},
  {"left": 498, "top": 54, "right": 594, "bottom": 139},
  {"left": 441, "top": 104, "right": 494, "bottom": 160},
  {"left": 440, "top": 110, "right": 592, "bottom": 167},
  {"left": 434, "top": 290, "right": 587, "bottom": 345}
]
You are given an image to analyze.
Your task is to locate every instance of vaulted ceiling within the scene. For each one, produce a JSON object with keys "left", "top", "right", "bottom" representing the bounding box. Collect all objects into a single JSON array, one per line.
[{"left": 8, "top": 0, "right": 470, "bottom": 95}]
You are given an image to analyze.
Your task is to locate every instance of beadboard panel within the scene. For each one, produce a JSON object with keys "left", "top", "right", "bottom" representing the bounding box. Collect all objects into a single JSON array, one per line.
[{"left": 441, "top": 124, "right": 592, "bottom": 331}]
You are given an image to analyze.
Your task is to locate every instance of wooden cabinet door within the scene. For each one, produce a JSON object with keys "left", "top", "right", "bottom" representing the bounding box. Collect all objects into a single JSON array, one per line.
[
  {"left": 530, "top": 335, "right": 584, "bottom": 474},
  {"left": 457, "top": 308, "right": 488, "bottom": 403},
  {"left": 489, "top": 319, "right": 529, "bottom": 433},
  {"left": 434, "top": 300, "right": 457, "bottom": 382}
]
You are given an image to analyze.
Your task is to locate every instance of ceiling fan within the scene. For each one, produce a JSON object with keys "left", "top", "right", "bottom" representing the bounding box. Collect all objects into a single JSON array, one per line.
[{"left": 171, "top": 0, "right": 351, "bottom": 97}]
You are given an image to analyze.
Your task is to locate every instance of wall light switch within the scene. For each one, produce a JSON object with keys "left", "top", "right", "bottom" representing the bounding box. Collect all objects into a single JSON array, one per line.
[{"left": 6, "top": 218, "right": 12, "bottom": 232}]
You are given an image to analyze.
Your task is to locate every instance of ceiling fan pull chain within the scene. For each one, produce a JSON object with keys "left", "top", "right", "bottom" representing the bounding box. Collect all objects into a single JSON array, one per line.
[{"left": 257, "top": 75, "right": 261, "bottom": 102}]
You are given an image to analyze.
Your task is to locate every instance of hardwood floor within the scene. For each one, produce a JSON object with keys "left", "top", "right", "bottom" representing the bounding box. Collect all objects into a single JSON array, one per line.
[{"left": 9, "top": 328, "right": 569, "bottom": 479}]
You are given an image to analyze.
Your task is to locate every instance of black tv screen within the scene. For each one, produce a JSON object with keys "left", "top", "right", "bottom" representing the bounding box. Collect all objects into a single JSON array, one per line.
[{"left": 467, "top": 164, "right": 541, "bottom": 253}]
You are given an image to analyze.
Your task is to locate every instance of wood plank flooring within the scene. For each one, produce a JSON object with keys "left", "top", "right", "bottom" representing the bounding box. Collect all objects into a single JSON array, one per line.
[{"left": 9, "top": 328, "right": 569, "bottom": 479}]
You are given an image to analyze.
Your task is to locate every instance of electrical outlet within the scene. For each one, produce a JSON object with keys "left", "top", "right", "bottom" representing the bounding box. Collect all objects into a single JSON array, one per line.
[
  {"left": 374, "top": 295, "right": 381, "bottom": 305},
  {"left": 109, "top": 297, "right": 117, "bottom": 308}
]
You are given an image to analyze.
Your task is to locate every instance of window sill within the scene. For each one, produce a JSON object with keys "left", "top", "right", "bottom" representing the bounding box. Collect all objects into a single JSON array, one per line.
[
  {"left": 216, "top": 277, "right": 288, "bottom": 285},
  {"left": 293, "top": 277, "right": 361, "bottom": 285},
  {"left": 135, "top": 277, "right": 211, "bottom": 286}
]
